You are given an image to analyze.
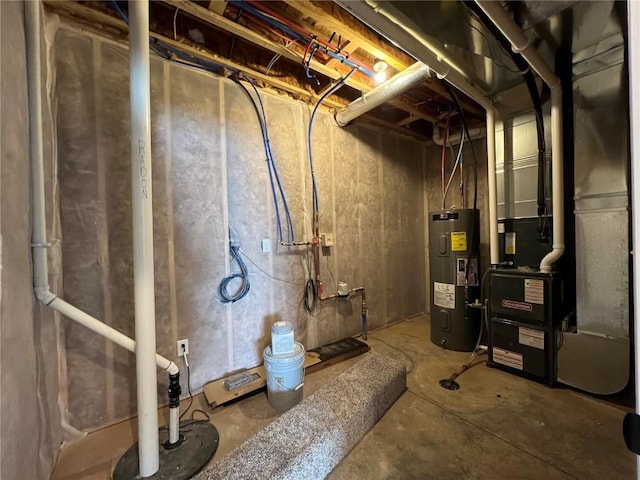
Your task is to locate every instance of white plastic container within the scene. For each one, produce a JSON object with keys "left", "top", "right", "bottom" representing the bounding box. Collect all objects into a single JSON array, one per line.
[{"left": 271, "top": 320, "right": 295, "bottom": 355}]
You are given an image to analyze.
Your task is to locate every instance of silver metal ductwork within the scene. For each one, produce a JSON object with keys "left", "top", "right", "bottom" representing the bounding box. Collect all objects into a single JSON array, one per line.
[{"left": 335, "top": 62, "right": 431, "bottom": 126}]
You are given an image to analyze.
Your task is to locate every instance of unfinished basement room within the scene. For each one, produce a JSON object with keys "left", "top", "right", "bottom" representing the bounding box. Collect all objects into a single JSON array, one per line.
[{"left": 2, "top": 0, "right": 640, "bottom": 479}]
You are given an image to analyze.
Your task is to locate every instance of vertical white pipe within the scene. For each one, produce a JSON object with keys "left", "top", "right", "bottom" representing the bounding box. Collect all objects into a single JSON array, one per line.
[
  {"left": 26, "top": 1, "right": 178, "bottom": 461},
  {"left": 474, "top": 1, "right": 565, "bottom": 272},
  {"left": 486, "top": 110, "right": 499, "bottom": 266},
  {"left": 540, "top": 87, "right": 565, "bottom": 272},
  {"left": 24, "top": 0, "right": 51, "bottom": 301},
  {"left": 169, "top": 407, "right": 180, "bottom": 444},
  {"left": 129, "top": 2, "right": 160, "bottom": 476},
  {"left": 626, "top": 3, "right": 640, "bottom": 476}
]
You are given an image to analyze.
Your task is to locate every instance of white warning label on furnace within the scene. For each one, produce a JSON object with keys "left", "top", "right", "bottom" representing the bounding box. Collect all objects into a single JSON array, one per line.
[
  {"left": 434, "top": 282, "right": 455, "bottom": 309},
  {"left": 519, "top": 327, "right": 544, "bottom": 350},
  {"left": 524, "top": 279, "right": 544, "bottom": 304},
  {"left": 493, "top": 347, "right": 523, "bottom": 370}
]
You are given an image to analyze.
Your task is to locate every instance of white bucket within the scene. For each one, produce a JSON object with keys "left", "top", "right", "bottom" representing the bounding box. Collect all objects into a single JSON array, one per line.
[{"left": 263, "top": 342, "right": 305, "bottom": 412}]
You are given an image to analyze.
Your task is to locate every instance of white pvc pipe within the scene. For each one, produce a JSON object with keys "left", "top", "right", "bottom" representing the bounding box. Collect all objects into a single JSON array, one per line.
[
  {"left": 486, "top": 110, "right": 499, "bottom": 266},
  {"left": 48, "top": 298, "right": 178, "bottom": 374},
  {"left": 334, "top": 0, "right": 499, "bottom": 263},
  {"left": 475, "top": 1, "right": 564, "bottom": 272},
  {"left": 24, "top": 0, "right": 49, "bottom": 298},
  {"left": 25, "top": 1, "right": 179, "bottom": 374},
  {"left": 540, "top": 88, "right": 565, "bottom": 272},
  {"left": 474, "top": 1, "right": 559, "bottom": 88},
  {"left": 628, "top": 2, "right": 640, "bottom": 476},
  {"left": 336, "top": 1, "right": 491, "bottom": 110},
  {"left": 169, "top": 407, "right": 180, "bottom": 444},
  {"left": 335, "top": 62, "right": 431, "bottom": 126},
  {"left": 25, "top": 1, "right": 179, "bottom": 461},
  {"left": 364, "top": 0, "right": 470, "bottom": 81},
  {"left": 129, "top": 2, "right": 160, "bottom": 476}
]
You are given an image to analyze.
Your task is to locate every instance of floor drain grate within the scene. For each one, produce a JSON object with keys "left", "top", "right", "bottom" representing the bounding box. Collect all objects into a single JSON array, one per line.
[{"left": 439, "top": 378, "right": 460, "bottom": 390}]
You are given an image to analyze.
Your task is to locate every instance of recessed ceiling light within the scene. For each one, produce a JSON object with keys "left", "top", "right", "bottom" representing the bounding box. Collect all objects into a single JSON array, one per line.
[{"left": 373, "top": 59, "right": 388, "bottom": 73}]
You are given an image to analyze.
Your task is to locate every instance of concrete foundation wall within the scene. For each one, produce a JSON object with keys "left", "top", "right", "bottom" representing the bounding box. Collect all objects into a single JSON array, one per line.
[{"left": 52, "top": 26, "right": 427, "bottom": 432}]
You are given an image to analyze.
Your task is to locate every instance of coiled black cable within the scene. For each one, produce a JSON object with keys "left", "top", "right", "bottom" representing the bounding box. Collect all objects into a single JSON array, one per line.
[
  {"left": 218, "top": 244, "right": 250, "bottom": 303},
  {"left": 303, "top": 278, "right": 317, "bottom": 314}
]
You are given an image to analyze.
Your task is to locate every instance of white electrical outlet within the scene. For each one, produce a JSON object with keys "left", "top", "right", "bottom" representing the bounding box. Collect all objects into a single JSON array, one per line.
[
  {"left": 177, "top": 339, "right": 189, "bottom": 357},
  {"left": 320, "top": 232, "right": 335, "bottom": 247},
  {"left": 262, "top": 238, "right": 271, "bottom": 253}
]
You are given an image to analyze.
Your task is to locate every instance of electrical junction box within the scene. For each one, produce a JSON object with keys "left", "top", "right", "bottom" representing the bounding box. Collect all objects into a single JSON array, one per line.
[
  {"left": 488, "top": 268, "right": 567, "bottom": 386},
  {"left": 321, "top": 233, "right": 335, "bottom": 247}
]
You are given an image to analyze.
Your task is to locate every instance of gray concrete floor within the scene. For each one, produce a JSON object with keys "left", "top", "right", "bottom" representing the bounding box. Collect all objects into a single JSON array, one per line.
[{"left": 53, "top": 315, "right": 635, "bottom": 479}]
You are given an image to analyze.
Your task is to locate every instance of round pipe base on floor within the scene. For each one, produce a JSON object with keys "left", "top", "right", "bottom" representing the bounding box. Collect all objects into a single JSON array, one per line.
[{"left": 113, "top": 422, "right": 219, "bottom": 479}]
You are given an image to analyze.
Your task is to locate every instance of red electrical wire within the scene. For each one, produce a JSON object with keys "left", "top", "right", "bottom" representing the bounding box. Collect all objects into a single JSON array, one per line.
[
  {"left": 441, "top": 116, "right": 450, "bottom": 207},
  {"left": 247, "top": 0, "right": 374, "bottom": 74},
  {"left": 302, "top": 39, "right": 314, "bottom": 67}
]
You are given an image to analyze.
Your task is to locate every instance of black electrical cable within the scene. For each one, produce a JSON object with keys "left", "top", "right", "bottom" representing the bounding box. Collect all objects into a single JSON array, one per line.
[
  {"left": 218, "top": 243, "right": 251, "bottom": 303},
  {"left": 227, "top": 1, "right": 246, "bottom": 59},
  {"left": 303, "top": 278, "right": 317, "bottom": 314},
  {"left": 179, "top": 362, "right": 194, "bottom": 421},
  {"left": 463, "top": 2, "right": 549, "bottom": 242}
]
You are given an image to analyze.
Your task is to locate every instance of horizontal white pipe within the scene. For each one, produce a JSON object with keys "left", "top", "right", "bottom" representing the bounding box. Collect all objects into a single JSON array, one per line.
[
  {"left": 474, "top": 1, "right": 559, "bottom": 88},
  {"left": 47, "top": 298, "right": 178, "bottom": 374},
  {"left": 486, "top": 110, "right": 499, "bottom": 266},
  {"left": 433, "top": 125, "right": 485, "bottom": 146},
  {"left": 335, "top": 0, "right": 491, "bottom": 110},
  {"left": 334, "top": 0, "right": 499, "bottom": 263},
  {"left": 365, "top": 0, "right": 470, "bottom": 81},
  {"left": 335, "top": 62, "right": 431, "bottom": 126}
]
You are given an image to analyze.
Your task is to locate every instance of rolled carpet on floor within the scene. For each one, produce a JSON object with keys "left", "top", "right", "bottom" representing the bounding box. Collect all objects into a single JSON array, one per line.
[{"left": 194, "top": 352, "right": 407, "bottom": 480}]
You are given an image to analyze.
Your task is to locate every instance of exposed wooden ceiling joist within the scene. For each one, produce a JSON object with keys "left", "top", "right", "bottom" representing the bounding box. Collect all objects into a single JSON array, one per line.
[
  {"left": 45, "top": 0, "right": 487, "bottom": 139},
  {"left": 281, "top": 0, "right": 413, "bottom": 73},
  {"left": 44, "top": 0, "right": 431, "bottom": 142},
  {"left": 163, "top": 1, "right": 441, "bottom": 125},
  {"left": 164, "top": 0, "right": 373, "bottom": 92}
]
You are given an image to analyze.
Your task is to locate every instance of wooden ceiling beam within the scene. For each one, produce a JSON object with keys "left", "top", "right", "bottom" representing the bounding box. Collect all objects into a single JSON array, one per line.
[
  {"left": 163, "top": 0, "right": 374, "bottom": 93},
  {"left": 43, "top": 1, "right": 347, "bottom": 109},
  {"left": 44, "top": 0, "right": 435, "bottom": 139},
  {"left": 162, "top": 1, "right": 441, "bottom": 125},
  {"left": 388, "top": 99, "right": 439, "bottom": 124},
  {"left": 396, "top": 115, "right": 417, "bottom": 127},
  {"left": 282, "top": 0, "right": 413, "bottom": 73},
  {"left": 207, "top": 1, "right": 228, "bottom": 15}
]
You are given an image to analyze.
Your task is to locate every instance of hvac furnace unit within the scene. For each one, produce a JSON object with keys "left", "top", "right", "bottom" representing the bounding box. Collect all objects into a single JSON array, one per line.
[
  {"left": 429, "top": 209, "right": 480, "bottom": 351},
  {"left": 488, "top": 269, "right": 567, "bottom": 385}
]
